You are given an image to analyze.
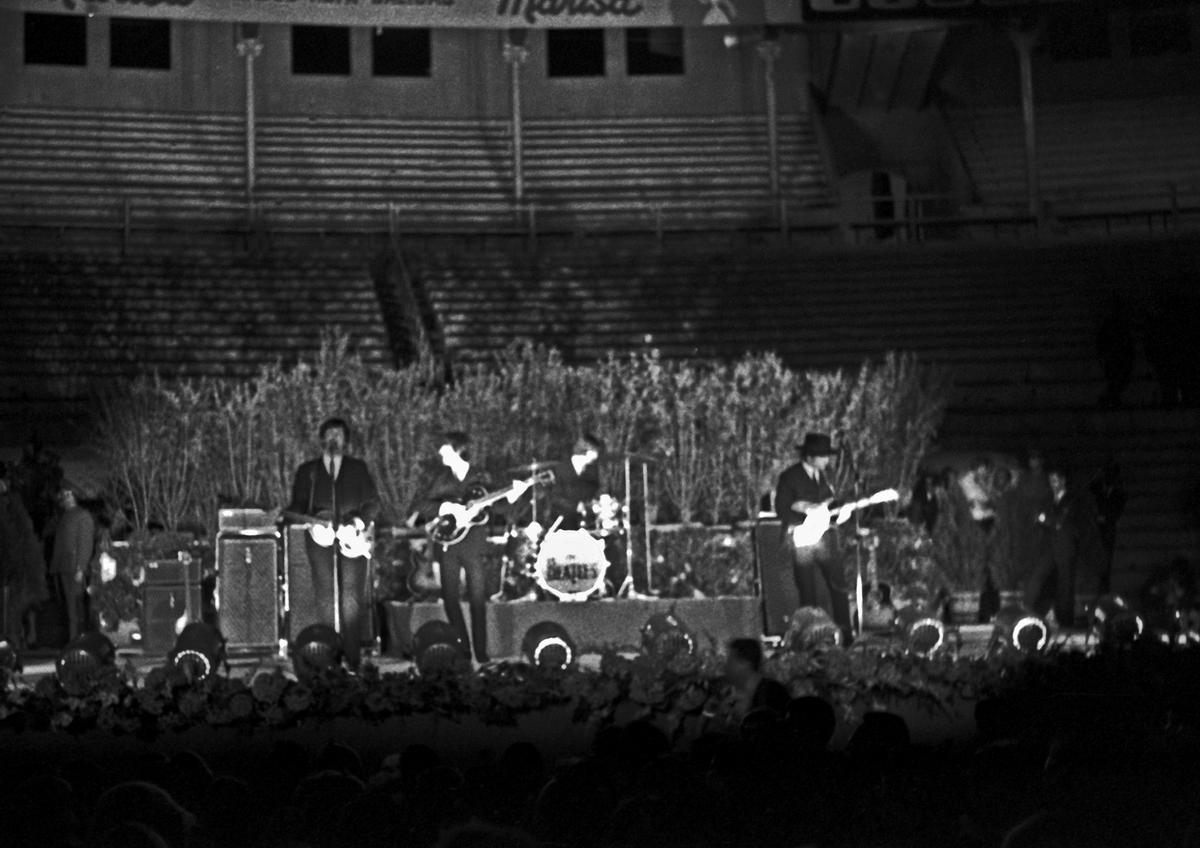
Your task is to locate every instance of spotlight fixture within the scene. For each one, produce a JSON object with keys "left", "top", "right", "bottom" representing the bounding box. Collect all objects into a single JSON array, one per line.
[
  {"left": 990, "top": 605, "right": 1048, "bottom": 654},
  {"left": 56, "top": 631, "right": 116, "bottom": 695},
  {"left": 290, "top": 624, "right": 344, "bottom": 680},
  {"left": 641, "top": 610, "right": 696, "bottom": 660},
  {"left": 521, "top": 621, "right": 576, "bottom": 670},
  {"left": 168, "top": 622, "right": 227, "bottom": 682},
  {"left": 412, "top": 620, "right": 468, "bottom": 676},
  {"left": 783, "top": 606, "right": 842, "bottom": 652},
  {"left": 1089, "top": 595, "right": 1144, "bottom": 646},
  {"left": 895, "top": 605, "right": 945, "bottom": 656}
]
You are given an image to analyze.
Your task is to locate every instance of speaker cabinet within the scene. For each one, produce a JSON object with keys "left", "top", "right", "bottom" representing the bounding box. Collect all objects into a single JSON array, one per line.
[
  {"left": 217, "top": 533, "right": 280, "bottom": 651},
  {"left": 284, "top": 524, "right": 334, "bottom": 641},
  {"left": 754, "top": 518, "right": 799, "bottom": 636},
  {"left": 142, "top": 584, "right": 203, "bottom": 654},
  {"left": 283, "top": 524, "right": 375, "bottom": 650}
]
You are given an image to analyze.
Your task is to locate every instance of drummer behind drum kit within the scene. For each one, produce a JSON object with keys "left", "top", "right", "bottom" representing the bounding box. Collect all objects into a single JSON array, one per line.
[{"left": 494, "top": 454, "right": 654, "bottom": 603}]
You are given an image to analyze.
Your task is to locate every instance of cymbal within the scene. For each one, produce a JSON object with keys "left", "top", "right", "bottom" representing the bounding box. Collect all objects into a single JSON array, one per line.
[
  {"left": 603, "top": 451, "right": 660, "bottom": 464},
  {"left": 504, "top": 460, "right": 559, "bottom": 476}
]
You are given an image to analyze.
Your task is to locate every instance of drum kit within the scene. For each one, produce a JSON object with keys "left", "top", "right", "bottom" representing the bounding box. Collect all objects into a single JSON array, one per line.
[{"left": 493, "top": 452, "right": 657, "bottom": 603}]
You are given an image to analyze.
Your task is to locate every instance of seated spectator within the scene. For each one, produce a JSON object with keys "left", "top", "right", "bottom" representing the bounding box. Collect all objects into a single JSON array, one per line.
[
  {"left": 90, "top": 781, "right": 196, "bottom": 848},
  {"left": 786, "top": 695, "right": 838, "bottom": 752}
]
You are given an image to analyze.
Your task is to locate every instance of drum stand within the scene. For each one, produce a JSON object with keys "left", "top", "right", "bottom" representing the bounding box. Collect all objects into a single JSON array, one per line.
[{"left": 616, "top": 455, "right": 655, "bottom": 599}]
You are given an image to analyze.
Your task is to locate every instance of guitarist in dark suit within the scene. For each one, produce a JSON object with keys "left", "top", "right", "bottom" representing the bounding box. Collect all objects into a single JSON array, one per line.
[
  {"left": 418, "top": 432, "right": 528, "bottom": 665},
  {"left": 285, "top": 417, "right": 380, "bottom": 671},
  {"left": 775, "top": 433, "right": 854, "bottom": 643}
]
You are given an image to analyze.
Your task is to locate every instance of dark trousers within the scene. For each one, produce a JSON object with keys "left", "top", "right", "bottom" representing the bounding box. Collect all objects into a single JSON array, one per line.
[
  {"left": 790, "top": 535, "right": 852, "bottom": 639},
  {"left": 1025, "top": 538, "right": 1077, "bottom": 626},
  {"left": 51, "top": 573, "right": 86, "bottom": 642},
  {"left": 438, "top": 526, "right": 490, "bottom": 663},
  {"left": 305, "top": 537, "right": 369, "bottom": 669}
]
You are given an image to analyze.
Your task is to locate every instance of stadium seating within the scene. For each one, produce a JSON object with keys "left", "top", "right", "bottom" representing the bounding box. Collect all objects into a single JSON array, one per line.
[
  {"left": 407, "top": 237, "right": 1174, "bottom": 408},
  {"left": 946, "top": 95, "right": 1200, "bottom": 220},
  {"left": 0, "top": 106, "right": 245, "bottom": 230},
  {"left": 0, "top": 249, "right": 391, "bottom": 402},
  {"left": 0, "top": 107, "right": 833, "bottom": 234}
]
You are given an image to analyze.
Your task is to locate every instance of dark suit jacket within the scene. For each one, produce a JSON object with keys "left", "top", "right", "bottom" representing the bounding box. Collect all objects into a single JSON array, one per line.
[
  {"left": 775, "top": 462, "right": 835, "bottom": 529},
  {"left": 548, "top": 460, "right": 601, "bottom": 530},
  {"left": 287, "top": 456, "right": 380, "bottom": 526}
]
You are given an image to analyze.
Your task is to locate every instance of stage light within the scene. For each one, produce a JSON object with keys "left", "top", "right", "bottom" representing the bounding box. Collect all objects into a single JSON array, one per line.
[
  {"left": 784, "top": 606, "right": 843, "bottom": 652},
  {"left": 989, "top": 605, "right": 1048, "bottom": 654},
  {"left": 412, "top": 620, "right": 468, "bottom": 676},
  {"left": 521, "top": 621, "right": 576, "bottom": 670},
  {"left": 56, "top": 631, "right": 116, "bottom": 695},
  {"left": 895, "top": 605, "right": 945, "bottom": 656},
  {"left": 641, "top": 610, "right": 696, "bottom": 659},
  {"left": 0, "top": 639, "right": 21, "bottom": 675},
  {"left": 290, "top": 624, "right": 344, "bottom": 680},
  {"left": 1089, "top": 595, "right": 1144, "bottom": 646},
  {"left": 168, "top": 622, "right": 227, "bottom": 682}
]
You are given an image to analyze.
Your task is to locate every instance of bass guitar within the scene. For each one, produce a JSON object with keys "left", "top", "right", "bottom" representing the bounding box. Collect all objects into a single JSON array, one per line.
[
  {"left": 791, "top": 488, "right": 899, "bottom": 548},
  {"left": 281, "top": 510, "right": 375, "bottom": 559},
  {"left": 426, "top": 470, "right": 554, "bottom": 546}
]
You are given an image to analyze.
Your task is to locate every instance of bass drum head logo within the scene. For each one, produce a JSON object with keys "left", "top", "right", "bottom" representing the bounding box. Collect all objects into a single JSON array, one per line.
[{"left": 534, "top": 529, "right": 609, "bottom": 601}]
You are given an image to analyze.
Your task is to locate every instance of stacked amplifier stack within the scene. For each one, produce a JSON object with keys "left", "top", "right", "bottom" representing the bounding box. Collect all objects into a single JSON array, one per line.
[{"left": 216, "top": 509, "right": 281, "bottom": 652}]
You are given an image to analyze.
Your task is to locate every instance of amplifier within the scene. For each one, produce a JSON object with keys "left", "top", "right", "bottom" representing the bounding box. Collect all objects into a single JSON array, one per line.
[
  {"left": 217, "top": 533, "right": 281, "bottom": 651},
  {"left": 143, "top": 557, "right": 202, "bottom": 586},
  {"left": 754, "top": 518, "right": 799, "bottom": 636},
  {"left": 141, "top": 584, "right": 203, "bottom": 654},
  {"left": 284, "top": 524, "right": 335, "bottom": 641},
  {"left": 284, "top": 524, "right": 374, "bottom": 649},
  {"left": 218, "top": 508, "right": 277, "bottom": 533}
]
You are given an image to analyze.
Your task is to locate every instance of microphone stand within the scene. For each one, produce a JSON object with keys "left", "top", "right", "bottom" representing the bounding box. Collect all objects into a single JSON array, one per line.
[{"left": 842, "top": 448, "right": 864, "bottom": 640}]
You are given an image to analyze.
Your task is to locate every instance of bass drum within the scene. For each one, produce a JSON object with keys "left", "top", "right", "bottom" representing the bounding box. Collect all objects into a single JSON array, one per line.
[{"left": 534, "top": 529, "right": 609, "bottom": 602}]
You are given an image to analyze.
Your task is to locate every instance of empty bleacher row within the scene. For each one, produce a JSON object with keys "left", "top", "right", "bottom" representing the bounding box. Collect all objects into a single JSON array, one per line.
[
  {"left": 0, "top": 106, "right": 831, "bottom": 234},
  {"left": 409, "top": 236, "right": 1196, "bottom": 409},
  {"left": 0, "top": 250, "right": 391, "bottom": 401},
  {"left": 947, "top": 94, "right": 1200, "bottom": 218}
]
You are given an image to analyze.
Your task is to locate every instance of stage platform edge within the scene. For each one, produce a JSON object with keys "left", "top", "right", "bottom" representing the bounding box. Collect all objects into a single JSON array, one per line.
[{"left": 382, "top": 597, "right": 762, "bottom": 658}]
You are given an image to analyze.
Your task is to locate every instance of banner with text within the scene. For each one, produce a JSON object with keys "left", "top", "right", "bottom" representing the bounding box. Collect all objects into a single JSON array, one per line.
[
  {"left": 800, "top": 0, "right": 1083, "bottom": 20},
  {"left": 2, "top": 0, "right": 805, "bottom": 27}
]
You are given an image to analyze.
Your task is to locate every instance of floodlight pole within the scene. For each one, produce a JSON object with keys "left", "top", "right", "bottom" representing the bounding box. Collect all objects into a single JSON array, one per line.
[
  {"left": 757, "top": 39, "right": 782, "bottom": 205},
  {"left": 1009, "top": 25, "right": 1041, "bottom": 225},
  {"left": 236, "top": 36, "right": 263, "bottom": 231},
  {"left": 504, "top": 39, "right": 529, "bottom": 210}
]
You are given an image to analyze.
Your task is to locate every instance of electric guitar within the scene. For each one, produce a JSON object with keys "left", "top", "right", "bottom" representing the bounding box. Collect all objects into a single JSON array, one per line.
[
  {"left": 281, "top": 510, "right": 375, "bottom": 559},
  {"left": 791, "top": 488, "right": 900, "bottom": 548},
  {"left": 426, "top": 470, "right": 554, "bottom": 546}
]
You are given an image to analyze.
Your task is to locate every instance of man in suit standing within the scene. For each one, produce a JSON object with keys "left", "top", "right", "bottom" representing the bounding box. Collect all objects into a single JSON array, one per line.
[
  {"left": 48, "top": 482, "right": 95, "bottom": 643},
  {"left": 775, "top": 433, "right": 854, "bottom": 642},
  {"left": 286, "top": 417, "right": 380, "bottom": 670},
  {"left": 1026, "top": 463, "right": 1100, "bottom": 628}
]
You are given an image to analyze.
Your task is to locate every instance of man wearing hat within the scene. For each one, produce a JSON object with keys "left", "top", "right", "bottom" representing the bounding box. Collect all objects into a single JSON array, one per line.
[
  {"left": 775, "top": 434, "right": 853, "bottom": 641},
  {"left": 48, "top": 481, "right": 95, "bottom": 642}
]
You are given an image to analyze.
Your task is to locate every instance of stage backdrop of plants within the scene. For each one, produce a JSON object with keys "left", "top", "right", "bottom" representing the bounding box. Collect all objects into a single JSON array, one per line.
[{"left": 93, "top": 332, "right": 953, "bottom": 593}]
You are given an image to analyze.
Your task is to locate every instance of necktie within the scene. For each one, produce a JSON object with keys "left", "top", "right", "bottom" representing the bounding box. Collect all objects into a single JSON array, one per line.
[{"left": 327, "top": 457, "right": 340, "bottom": 480}]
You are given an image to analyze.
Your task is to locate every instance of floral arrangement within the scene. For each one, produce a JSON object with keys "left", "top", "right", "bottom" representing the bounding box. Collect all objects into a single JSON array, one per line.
[
  {"left": 0, "top": 641, "right": 1036, "bottom": 740},
  {"left": 93, "top": 333, "right": 949, "bottom": 535}
]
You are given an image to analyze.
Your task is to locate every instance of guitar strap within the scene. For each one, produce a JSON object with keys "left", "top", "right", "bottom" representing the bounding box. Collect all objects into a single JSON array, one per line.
[{"left": 307, "top": 465, "right": 316, "bottom": 517}]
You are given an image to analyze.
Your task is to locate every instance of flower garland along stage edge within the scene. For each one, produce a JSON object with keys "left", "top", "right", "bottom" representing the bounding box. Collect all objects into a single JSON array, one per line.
[{"left": 8, "top": 643, "right": 1200, "bottom": 744}]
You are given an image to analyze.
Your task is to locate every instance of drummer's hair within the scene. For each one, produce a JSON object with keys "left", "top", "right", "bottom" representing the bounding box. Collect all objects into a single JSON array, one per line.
[
  {"left": 577, "top": 433, "right": 606, "bottom": 454},
  {"left": 727, "top": 638, "right": 764, "bottom": 672},
  {"left": 440, "top": 431, "right": 471, "bottom": 458}
]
